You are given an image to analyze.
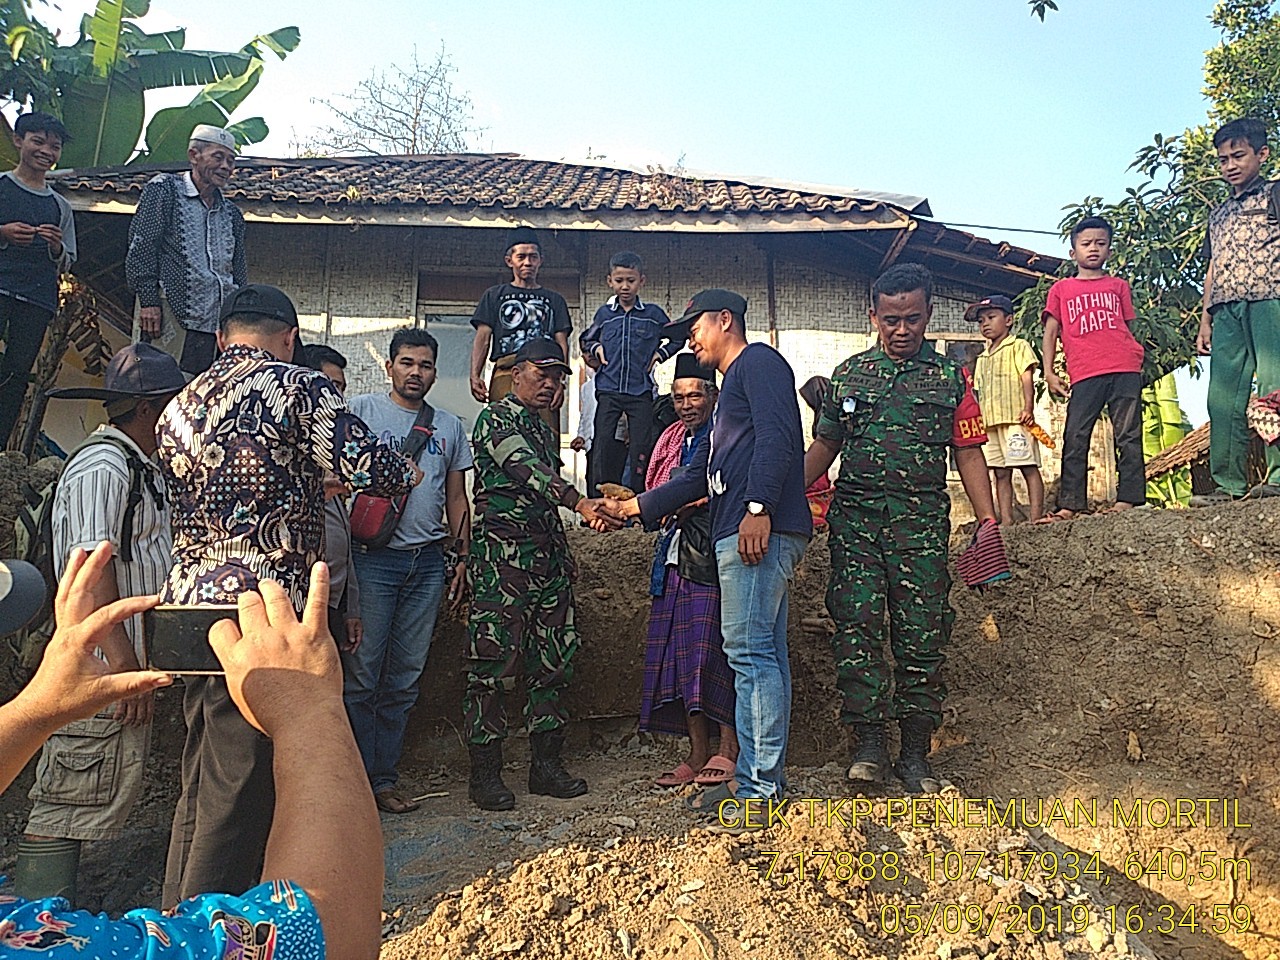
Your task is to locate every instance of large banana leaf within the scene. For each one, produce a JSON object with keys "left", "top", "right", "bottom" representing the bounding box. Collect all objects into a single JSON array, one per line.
[
  {"left": 120, "top": 22, "right": 183, "bottom": 51},
  {"left": 132, "top": 49, "right": 254, "bottom": 90},
  {"left": 225, "top": 116, "right": 268, "bottom": 146},
  {"left": 133, "top": 26, "right": 297, "bottom": 164},
  {"left": 242, "top": 26, "right": 300, "bottom": 60},
  {"left": 137, "top": 57, "right": 265, "bottom": 163},
  {"left": 59, "top": 71, "right": 145, "bottom": 167},
  {"left": 138, "top": 101, "right": 229, "bottom": 164},
  {"left": 85, "top": 0, "right": 150, "bottom": 76}
]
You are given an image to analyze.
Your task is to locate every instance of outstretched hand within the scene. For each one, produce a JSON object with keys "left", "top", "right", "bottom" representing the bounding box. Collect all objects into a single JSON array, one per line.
[
  {"left": 577, "top": 497, "right": 626, "bottom": 531},
  {"left": 17, "top": 542, "right": 170, "bottom": 733},
  {"left": 209, "top": 562, "right": 341, "bottom": 738}
]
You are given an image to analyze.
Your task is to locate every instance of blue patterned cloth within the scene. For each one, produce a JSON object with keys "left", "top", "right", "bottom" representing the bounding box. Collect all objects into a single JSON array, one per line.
[
  {"left": 157, "top": 343, "right": 416, "bottom": 609},
  {"left": 0, "top": 880, "right": 322, "bottom": 958}
]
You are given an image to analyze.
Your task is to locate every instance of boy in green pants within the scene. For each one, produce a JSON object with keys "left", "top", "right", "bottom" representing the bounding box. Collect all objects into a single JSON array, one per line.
[{"left": 1194, "top": 117, "right": 1280, "bottom": 504}]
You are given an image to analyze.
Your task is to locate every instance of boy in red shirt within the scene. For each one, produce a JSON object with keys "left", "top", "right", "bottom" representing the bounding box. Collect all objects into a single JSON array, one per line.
[{"left": 1038, "top": 216, "right": 1146, "bottom": 522}]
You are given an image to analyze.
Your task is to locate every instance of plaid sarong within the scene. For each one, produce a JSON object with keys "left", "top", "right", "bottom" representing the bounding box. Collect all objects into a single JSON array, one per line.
[
  {"left": 1247, "top": 389, "right": 1280, "bottom": 444},
  {"left": 639, "top": 566, "right": 736, "bottom": 736}
]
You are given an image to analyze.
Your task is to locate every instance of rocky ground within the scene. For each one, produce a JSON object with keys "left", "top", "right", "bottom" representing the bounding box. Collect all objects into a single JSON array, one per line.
[{"left": 4, "top": 496, "right": 1280, "bottom": 959}]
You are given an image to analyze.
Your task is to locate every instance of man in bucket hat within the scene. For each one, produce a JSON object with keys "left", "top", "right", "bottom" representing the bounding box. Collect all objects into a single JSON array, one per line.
[
  {"left": 14, "top": 343, "right": 184, "bottom": 902},
  {"left": 126, "top": 124, "right": 246, "bottom": 376}
]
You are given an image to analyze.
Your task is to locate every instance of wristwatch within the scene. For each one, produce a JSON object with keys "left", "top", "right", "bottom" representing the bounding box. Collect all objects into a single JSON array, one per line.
[{"left": 746, "top": 501, "right": 768, "bottom": 517}]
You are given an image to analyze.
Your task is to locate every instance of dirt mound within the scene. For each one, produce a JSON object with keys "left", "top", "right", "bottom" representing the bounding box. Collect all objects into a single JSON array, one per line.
[
  {"left": 384, "top": 502, "right": 1280, "bottom": 960},
  {"left": 383, "top": 756, "right": 1145, "bottom": 960}
]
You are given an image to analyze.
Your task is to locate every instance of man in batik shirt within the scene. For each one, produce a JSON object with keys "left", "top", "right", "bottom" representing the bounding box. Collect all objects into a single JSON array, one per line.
[{"left": 156, "top": 284, "right": 421, "bottom": 906}]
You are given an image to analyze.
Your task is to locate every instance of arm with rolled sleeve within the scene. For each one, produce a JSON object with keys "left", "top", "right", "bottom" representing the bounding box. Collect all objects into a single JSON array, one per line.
[
  {"left": 482, "top": 404, "right": 583, "bottom": 510},
  {"left": 124, "top": 176, "right": 174, "bottom": 309}
]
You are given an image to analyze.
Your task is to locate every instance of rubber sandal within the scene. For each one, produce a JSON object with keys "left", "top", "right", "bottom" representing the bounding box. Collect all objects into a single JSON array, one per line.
[
  {"left": 1189, "top": 491, "right": 1235, "bottom": 508},
  {"left": 693, "top": 755, "right": 736, "bottom": 787},
  {"left": 375, "top": 789, "right": 421, "bottom": 814},
  {"left": 654, "top": 762, "right": 697, "bottom": 788},
  {"left": 1033, "top": 509, "right": 1074, "bottom": 525},
  {"left": 686, "top": 780, "right": 737, "bottom": 818}
]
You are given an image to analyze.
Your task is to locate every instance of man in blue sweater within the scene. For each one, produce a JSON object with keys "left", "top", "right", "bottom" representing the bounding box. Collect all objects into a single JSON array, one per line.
[{"left": 604, "top": 289, "right": 811, "bottom": 821}]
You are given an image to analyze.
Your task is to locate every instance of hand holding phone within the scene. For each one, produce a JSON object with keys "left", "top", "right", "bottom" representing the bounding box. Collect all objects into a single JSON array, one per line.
[{"left": 144, "top": 605, "right": 238, "bottom": 674}]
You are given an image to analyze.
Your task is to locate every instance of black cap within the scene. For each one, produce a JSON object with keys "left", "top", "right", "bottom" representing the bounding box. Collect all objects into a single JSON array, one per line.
[
  {"left": 964, "top": 295, "right": 1015, "bottom": 322},
  {"left": 219, "top": 284, "right": 299, "bottom": 327},
  {"left": 505, "top": 225, "right": 540, "bottom": 252},
  {"left": 513, "top": 337, "right": 571, "bottom": 374},
  {"left": 46, "top": 342, "right": 186, "bottom": 402},
  {"left": 673, "top": 352, "right": 717, "bottom": 385},
  {"left": 665, "top": 288, "right": 748, "bottom": 331}
]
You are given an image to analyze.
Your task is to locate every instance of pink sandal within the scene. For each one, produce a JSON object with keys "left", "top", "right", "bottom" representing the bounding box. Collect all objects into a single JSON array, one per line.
[
  {"left": 694, "top": 755, "right": 736, "bottom": 787},
  {"left": 654, "top": 762, "right": 697, "bottom": 788}
]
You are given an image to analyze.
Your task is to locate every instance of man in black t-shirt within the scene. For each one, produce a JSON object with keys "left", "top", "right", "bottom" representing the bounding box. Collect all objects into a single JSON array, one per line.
[
  {"left": 469, "top": 226, "right": 572, "bottom": 432},
  {"left": 0, "top": 112, "right": 76, "bottom": 447}
]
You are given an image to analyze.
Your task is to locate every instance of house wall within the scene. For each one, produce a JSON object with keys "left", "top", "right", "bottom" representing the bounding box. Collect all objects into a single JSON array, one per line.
[{"left": 240, "top": 223, "right": 1094, "bottom": 502}]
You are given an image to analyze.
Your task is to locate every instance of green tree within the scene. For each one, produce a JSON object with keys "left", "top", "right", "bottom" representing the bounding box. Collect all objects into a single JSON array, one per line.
[
  {"left": 1014, "top": 0, "right": 1279, "bottom": 386},
  {"left": 1, "top": 0, "right": 299, "bottom": 168}
]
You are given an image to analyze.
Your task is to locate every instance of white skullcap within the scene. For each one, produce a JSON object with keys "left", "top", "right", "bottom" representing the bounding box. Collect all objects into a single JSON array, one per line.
[{"left": 189, "top": 124, "right": 237, "bottom": 151}]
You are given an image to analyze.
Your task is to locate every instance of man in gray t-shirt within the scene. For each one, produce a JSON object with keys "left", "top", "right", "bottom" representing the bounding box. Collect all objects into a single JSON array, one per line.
[{"left": 345, "top": 328, "right": 473, "bottom": 814}]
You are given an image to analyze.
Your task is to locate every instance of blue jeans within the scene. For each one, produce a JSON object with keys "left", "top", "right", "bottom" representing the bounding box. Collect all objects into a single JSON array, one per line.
[
  {"left": 714, "top": 531, "right": 807, "bottom": 800},
  {"left": 344, "top": 544, "right": 446, "bottom": 793}
]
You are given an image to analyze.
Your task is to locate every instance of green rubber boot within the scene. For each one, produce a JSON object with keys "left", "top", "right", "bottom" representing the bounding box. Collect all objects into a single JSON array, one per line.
[{"left": 14, "top": 838, "right": 81, "bottom": 902}]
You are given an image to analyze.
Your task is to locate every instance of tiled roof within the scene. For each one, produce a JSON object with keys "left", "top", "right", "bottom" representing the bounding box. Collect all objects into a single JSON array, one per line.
[
  {"left": 1145, "top": 422, "right": 1209, "bottom": 478},
  {"left": 53, "top": 153, "right": 925, "bottom": 221}
]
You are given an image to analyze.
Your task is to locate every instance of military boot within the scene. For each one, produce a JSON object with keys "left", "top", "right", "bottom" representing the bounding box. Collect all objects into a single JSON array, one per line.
[
  {"left": 468, "top": 741, "right": 516, "bottom": 811},
  {"left": 895, "top": 714, "right": 942, "bottom": 794},
  {"left": 846, "top": 722, "right": 889, "bottom": 782},
  {"left": 528, "top": 729, "right": 588, "bottom": 799}
]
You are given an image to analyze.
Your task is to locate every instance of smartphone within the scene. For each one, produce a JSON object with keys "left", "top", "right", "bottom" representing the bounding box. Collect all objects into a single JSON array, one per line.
[{"left": 143, "top": 604, "right": 237, "bottom": 675}]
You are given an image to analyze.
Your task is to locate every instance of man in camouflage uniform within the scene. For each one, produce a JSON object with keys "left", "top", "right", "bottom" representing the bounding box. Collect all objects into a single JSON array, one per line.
[
  {"left": 466, "top": 337, "right": 619, "bottom": 810},
  {"left": 804, "top": 264, "right": 999, "bottom": 793}
]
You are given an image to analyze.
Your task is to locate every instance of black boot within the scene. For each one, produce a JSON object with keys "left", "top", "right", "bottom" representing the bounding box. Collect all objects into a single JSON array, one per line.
[
  {"left": 468, "top": 741, "right": 516, "bottom": 811},
  {"left": 528, "top": 729, "right": 588, "bottom": 798},
  {"left": 846, "top": 722, "right": 889, "bottom": 782},
  {"left": 895, "top": 715, "right": 942, "bottom": 794}
]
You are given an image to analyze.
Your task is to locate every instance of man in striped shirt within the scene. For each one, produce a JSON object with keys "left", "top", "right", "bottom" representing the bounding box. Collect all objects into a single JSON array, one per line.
[{"left": 14, "top": 343, "right": 185, "bottom": 903}]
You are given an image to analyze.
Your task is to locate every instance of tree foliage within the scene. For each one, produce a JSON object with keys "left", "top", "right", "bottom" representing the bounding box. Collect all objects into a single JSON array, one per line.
[
  {"left": 1013, "top": 0, "right": 1280, "bottom": 386},
  {"left": 0, "top": 0, "right": 299, "bottom": 167},
  {"left": 304, "top": 45, "right": 477, "bottom": 156}
]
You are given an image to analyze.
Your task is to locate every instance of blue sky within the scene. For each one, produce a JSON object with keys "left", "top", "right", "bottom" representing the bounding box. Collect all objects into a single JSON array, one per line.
[{"left": 37, "top": 0, "right": 1224, "bottom": 419}]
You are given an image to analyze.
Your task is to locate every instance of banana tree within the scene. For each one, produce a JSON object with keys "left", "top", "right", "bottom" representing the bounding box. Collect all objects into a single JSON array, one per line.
[
  {"left": 1143, "top": 373, "right": 1193, "bottom": 507},
  {"left": 2, "top": 0, "right": 298, "bottom": 168}
]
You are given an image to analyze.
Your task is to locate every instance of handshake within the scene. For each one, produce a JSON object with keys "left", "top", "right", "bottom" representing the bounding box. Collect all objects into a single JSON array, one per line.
[{"left": 575, "top": 483, "right": 642, "bottom": 532}]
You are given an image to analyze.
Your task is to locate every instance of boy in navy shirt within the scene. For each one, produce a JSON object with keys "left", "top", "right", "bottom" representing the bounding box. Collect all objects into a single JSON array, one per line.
[
  {"left": 579, "top": 252, "right": 682, "bottom": 492},
  {"left": 606, "top": 289, "right": 811, "bottom": 822},
  {"left": 0, "top": 112, "right": 76, "bottom": 446},
  {"left": 470, "top": 225, "right": 572, "bottom": 432}
]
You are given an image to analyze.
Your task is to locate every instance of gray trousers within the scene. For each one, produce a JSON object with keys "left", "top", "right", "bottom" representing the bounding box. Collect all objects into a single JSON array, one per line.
[{"left": 163, "top": 676, "right": 275, "bottom": 906}]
